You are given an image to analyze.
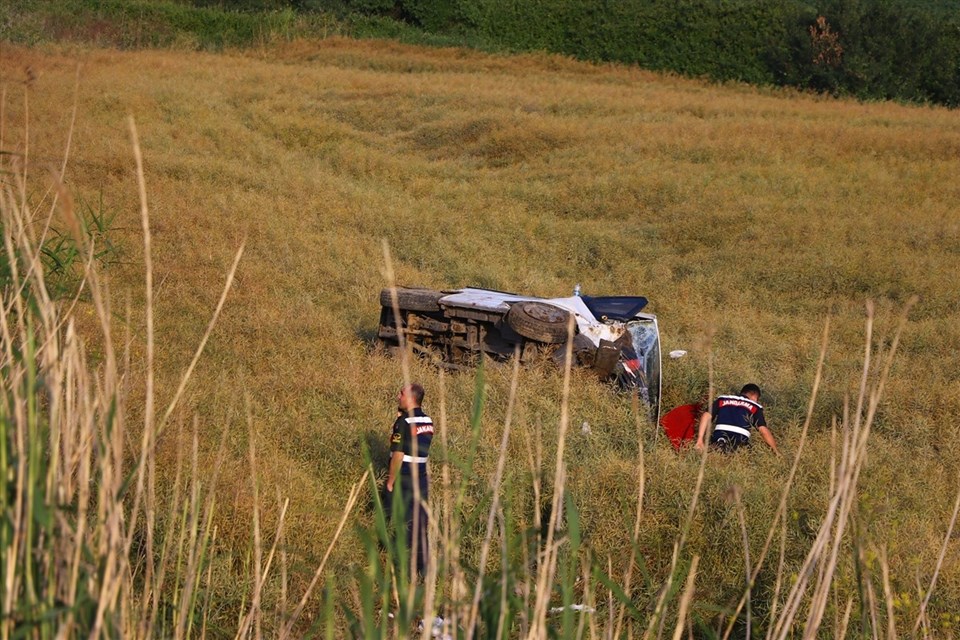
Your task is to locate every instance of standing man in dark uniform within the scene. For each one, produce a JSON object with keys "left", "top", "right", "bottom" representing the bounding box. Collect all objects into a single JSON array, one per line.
[
  {"left": 386, "top": 383, "right": 433, "bottom": 576},
  {"left": 695, "top": 383, "right": 779, "bottom": 455}
]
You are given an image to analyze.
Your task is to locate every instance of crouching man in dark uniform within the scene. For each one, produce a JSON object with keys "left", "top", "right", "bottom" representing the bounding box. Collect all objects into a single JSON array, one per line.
[
  {"left": 695, "top": 383, "right": 779, "bottom": 455},
  {"left": 386, "top": 383, "right": 433, "bottom": 577}
]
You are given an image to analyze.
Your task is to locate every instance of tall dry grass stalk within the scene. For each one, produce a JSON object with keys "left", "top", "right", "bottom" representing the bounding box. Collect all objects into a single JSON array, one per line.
[
  {"left": 912, "top": 470, "right": 960, "bottom": 636},
  {"left": 0, "top": 116, "right": 224, "bottom": 636},
  {"left": 526, "top": 315, "right": 576, "bottom": 639},
  {"left": 0, "top": 115, "right": 368, "bottom": 638},
  {"left": 764, "top": 300, "right": 922, "bottom": 640},
  {"left": 611, "top": 389, "right": 647, "bottom": 639},
  {"left": 465, "top": 351, "right": 520, "bottom": 638}
]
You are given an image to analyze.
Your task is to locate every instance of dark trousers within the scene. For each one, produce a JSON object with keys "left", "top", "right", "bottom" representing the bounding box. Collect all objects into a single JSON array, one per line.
[
  {"left": 386, "top": 471, "right": 429, "bottom": 577},
  {"left": 710, "top": 433, "right": 749, "bottom": 453}
]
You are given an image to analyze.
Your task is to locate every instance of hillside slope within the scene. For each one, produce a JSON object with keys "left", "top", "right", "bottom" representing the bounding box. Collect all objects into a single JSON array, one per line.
[{"left": 3, "top": 37, "right": 959, "bottom": 633}]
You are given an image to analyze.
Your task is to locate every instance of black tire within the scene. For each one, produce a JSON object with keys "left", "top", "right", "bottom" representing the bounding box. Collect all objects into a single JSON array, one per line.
[
  {"left": 379, "top": 287, "right": 444, "bottom": 312},
  {"left": 506, "top": 301, "right": 572, "bottom": 344}
]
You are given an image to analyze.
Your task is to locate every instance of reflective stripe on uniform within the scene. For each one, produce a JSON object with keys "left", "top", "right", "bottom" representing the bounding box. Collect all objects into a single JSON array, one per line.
[
  {"left": 405, "top": 416, "right": 433, "bottom": 424},
  {"left": 715, "top": 424, "right": 751, "bottom": 438},
  {"left": 402, "top": 455, "right": 429, "bottom": 463}
]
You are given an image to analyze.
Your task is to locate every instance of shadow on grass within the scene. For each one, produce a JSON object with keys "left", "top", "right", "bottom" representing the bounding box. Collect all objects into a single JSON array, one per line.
[
  {"left": 356, "top": 324, "right": 381, "bottom": 349},
  {"left": 363, "top": 429, "right": 392, "bottom": 517}
]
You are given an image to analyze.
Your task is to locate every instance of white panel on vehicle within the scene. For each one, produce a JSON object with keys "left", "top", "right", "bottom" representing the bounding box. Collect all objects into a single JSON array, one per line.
[{"left": 439, "top": 288, "right": 534, "bottom": 312}]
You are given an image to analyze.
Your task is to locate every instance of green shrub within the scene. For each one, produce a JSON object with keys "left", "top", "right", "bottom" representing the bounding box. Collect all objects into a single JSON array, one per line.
[{"left": 5, "top": 0, "right": 342, "bottom": 50}]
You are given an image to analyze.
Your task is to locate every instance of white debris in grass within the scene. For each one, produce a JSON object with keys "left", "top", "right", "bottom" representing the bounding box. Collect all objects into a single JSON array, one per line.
[{"left": 549, "top": 604, "right": 596, "bottom": 614}]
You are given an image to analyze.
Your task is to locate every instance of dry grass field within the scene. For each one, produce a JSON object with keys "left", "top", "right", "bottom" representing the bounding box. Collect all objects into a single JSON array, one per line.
[{"left": 2, "top": 36, "right": 960, "bottom": 635}]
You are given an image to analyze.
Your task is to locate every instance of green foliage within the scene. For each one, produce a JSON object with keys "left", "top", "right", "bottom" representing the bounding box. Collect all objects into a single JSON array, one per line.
[
  {"left": 192, "top": 0, "right": 300, "bottom": 10},
  {"left": 3, "top": 0, "right": 342, "bottom": 50},
  {"left": 0, "top": 188, "right": 118, "bottom": 308},
  {"left": 39, "top": 191, "right": 120, "bottom": 299},
  {"left": 817, "top": 0, "right": 960, "bottom": 105},
  {"left": 398, "top": 0, "right": 462, "bottom": 32}
]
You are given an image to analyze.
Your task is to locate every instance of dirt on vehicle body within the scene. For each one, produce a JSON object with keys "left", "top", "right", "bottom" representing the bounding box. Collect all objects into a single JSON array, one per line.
[{"left": 378, "top": 286, "right": 661, "bottom": 417}]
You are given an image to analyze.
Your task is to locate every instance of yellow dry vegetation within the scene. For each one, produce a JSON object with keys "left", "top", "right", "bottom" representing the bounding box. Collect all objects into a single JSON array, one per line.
[{"left": 3, "top": 36, "right": 959, "bottom": 630}]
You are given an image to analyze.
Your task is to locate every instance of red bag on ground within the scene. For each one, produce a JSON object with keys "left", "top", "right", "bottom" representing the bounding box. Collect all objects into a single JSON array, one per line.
[{"left": 659, "top": 403, "right": 703, "bottom": 451}]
